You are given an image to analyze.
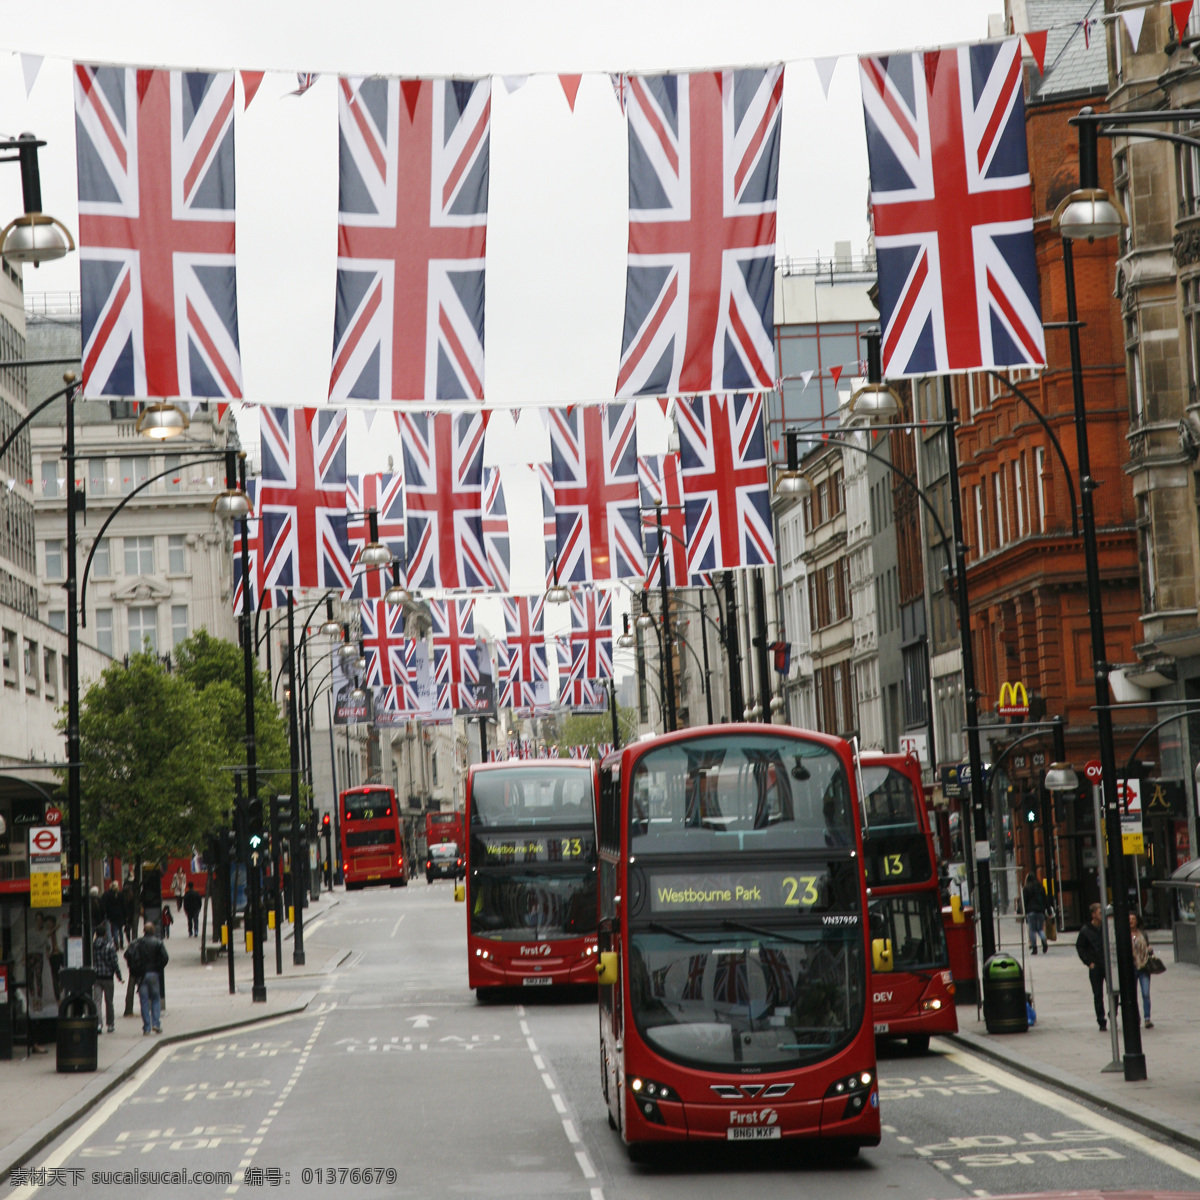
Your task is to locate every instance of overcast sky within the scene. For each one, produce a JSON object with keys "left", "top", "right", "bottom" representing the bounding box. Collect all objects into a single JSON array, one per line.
[{"left": 0, "top": 0, "right": 1001, "bottom": 651}]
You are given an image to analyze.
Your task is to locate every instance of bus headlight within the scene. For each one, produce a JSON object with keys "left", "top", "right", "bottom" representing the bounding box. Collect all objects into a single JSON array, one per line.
[
  {"left": 825, "top": 1070, "right": 872, "bottom": 1097},
  {"left": 921, "top": 998, "right": 943, "bottom": 1012}
]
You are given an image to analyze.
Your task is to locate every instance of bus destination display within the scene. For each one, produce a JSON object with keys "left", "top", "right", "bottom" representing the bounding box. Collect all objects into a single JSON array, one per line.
[
  {"left": 862, "top": 836, "right": 931, "bottom": 887},
  {"left": 648, "top": 868, "right": 832, "bottom": 913},
  {"left": 473, "top": 832, "right": 594, "bottom": 864}
]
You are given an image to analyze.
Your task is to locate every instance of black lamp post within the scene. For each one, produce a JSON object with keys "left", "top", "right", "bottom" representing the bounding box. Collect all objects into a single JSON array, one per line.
[{"left": 653, "top": 501, "right": 678, "bottom": 732}]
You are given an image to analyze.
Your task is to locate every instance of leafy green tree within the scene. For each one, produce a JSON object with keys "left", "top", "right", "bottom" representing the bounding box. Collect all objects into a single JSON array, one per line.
[
  {"left": 552, "top": 707, "right": 635, "bottom": 757},
  {"left": 173, "top": 629, "right": 292, "bottom": 808},
  {"left": 77, "top": 652, "right": 227, "bottom": 863}
]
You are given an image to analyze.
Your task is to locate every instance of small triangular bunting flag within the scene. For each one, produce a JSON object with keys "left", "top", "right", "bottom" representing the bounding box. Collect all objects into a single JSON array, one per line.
[
  {"left": 558, "top": 74, "right": 582, "bottom": 111},
  {"left": 1023, "top": 29, "right": 1049, "bottom": 73},
  {"left": 610, "top": 73, "right": 629, "bottom": 113},
  {"left": 481, "top": 408, "right": 494, "bottom": 430},
  {"left": 772, "top": 439, "right": 780, "bottom": 455},
  {"left": 136, "top": 69, "right": 153, "bottom": 106},
  {"left": 1172, "top": 1, "right": 1195, "bottom": 36},
  {"left": 362, "top": 409, "right": 376, "bottom": 434},
  {"left": 923, "top": 50, "right": 941, "bottom": 95},
  {"left": 241, "top": 70, "right": 265, "bottom": 109},
  {"left": 502, "top": 75, "right": 528, "bottom": 94},
  {"left": 814, "top": 57, "right": 838, "bottom": 99},
  {"left": 657, "top": 397, "right": 671, "bottom": 417},
  {"left": 401, "top": 80, "right": 422, "bottom": 122},
  {"left": 20, "top": 54, "right": 43, "bottom": 98},
  {"left": 289, "top": 73, "right": 318, "bottom": 97},
  {"left": 801, "top": 369, "right": 814, "bottom": 390},
  {"left": 186, "top": 400, "right": 201, "bottom": 416},
  {"left": 1122, "top": 7, "right": 1146, "bottom": 50},
  {"left": 830, "top": 365, "right": 843, "bottom": 387}
]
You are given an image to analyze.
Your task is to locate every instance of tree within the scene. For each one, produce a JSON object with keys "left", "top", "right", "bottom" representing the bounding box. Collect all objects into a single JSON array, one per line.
[
  {"left": 552, "top": 707, "right": 635, "bottom": 757},
  {"left": 77, "top": 652, "right": 227, "bottom": 864},
  {"left": 173, "top": 629, "right": 292, "bottom": 807}
]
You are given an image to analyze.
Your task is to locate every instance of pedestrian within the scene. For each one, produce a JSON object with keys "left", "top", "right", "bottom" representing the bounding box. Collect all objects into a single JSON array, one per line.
[
  {"left": 160, "top": 903, "right": 173, "bottom": 939},
  {"left": 1075, "top": 901, "right": 1108, "bottom": 1031},
  {"left": 125, "top": 921, "right": 169, "bottom": 1035},
  {"left": 91, "top": 924, "right": 122, "bottom": 1034},
  {"left": 1022, "top": 872, "right": 1049, "bottom": 955},
  {"left": 1130, "top": 912, "right": 1154, "bottom": 1029},
  {"left": 103, "top": 882, "right": 125, "bottom": 949},
  {"left": 182, "top": 882, "right": 202, "bottom": 938},
  {"left": 171, "top": 867, "right": 187, "bottom": 911},
  {"left": 88, "top": 885, "right": 104, "bottom": 937},
  {"left": 121, "top": 876, "right": 137, "bottom": 943}
]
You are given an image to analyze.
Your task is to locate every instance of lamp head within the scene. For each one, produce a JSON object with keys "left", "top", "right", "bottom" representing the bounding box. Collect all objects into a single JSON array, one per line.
[
  {"left": 1052, "top": 188, "right": 1127, "bottom": 242},
  {"left": 135, "top": 401, "right": 189, "bottom": 440},
  {"left": 635, "top": 610, "right": 654, "bottom": 630},
  {"left": 212, "top": 488, "right": 251, "bottom": 520},
  {"left": 319, "top": 599, "right": 342, "bottom": 639},
  {"left": 545, "top": 582, "right": 571, "bottom": 604},
  {"left": 1043, "top": 762, "right": 1080, "bottom": 793}
]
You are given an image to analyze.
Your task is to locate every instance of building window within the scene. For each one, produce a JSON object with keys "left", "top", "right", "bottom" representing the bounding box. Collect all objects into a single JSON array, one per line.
[
  {"left": 993, "top": 472, "right": 1007, "bottom": 548},
  {"left": 1014, "top": 457, "right": 1027, "bottom": 538},
  {"left": 171, "top": 604, "right": 188, "bottom": 647},
  {"left": 1034, "top": 446, "right": 1046, "bottom": 532},
  {"left": 44, "top": 539, "right": 63, "bottom": 581},
  {"left": 124, "top": 535, "right": 154, "bottom": 576},
  {"left": 40, "top": 460, "right": 60, "bottom": 498},
  {"left": 972, "top": 485, "right": 984, "bottom": 558},
  {"left": 168, "top": 535, "right": 186, "bottom": 575},
  {"left": 432, "top": 752, "right": 439, "bottom": 786},
  {"left": 1137, "top": 493, "right": 1156, "bottom": 613},
  {"left": 95, "top": 608, "right": 113, "bottom": 656},
  {"left": 47, "top": 610, "right": 65, "bottom": 633},
  {"left": 119, "top": 456, "right": 149, "bottom": 495},
  {"left": 23, "top": 639, "right": 37, "bottom": 694},
  {"left": 2, "top": 628, "right": 16, "bottom": 688},
  {"left": 88, "top": 458, "right": 107, "bottom": 496},
  {"left": 93, "top": 537, "right": 111, "bottom": 577},
  {"left": 164, "top": 454, "right": 182, "bottom": 494},
  {"left": 128, "top": 606, "right": 158, "bottom": 654},
  {"left": 1127, "top": 336, "right": 1145, "bottom": 425},
  {"left": 43, "top": 647, "right": 58, "bottom": 698}
]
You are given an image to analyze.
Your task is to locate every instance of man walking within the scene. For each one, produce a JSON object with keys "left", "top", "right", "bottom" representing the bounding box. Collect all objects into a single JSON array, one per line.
[
  {"left": 125, "top": 921, "right": 169, "bottom": 1035},
  {"left": 103, "top": 882, "right": 125, "bottom": 949},
  {"left": 182, "top": 882, "right": 202, "bottom": 938},
  {"left": 92, "top": 924, "right": 122, "bottom": 1034},
  {"left": 1076, "top": 901, "right": 1108, "bottom": 1031}
]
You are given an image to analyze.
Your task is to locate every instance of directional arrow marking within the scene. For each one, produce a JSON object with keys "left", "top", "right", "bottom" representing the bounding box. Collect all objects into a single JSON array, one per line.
[{"left": 406, "top": 1014, "right": 435, "bottom": 1029}]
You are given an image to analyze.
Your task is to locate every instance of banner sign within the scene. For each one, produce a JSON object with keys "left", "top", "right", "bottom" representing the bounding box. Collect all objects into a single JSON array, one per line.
[
  {"left": 647, "top": 868, "right": 834, "bottom": 914},
  {"left": 473, "top": 831, "right": 594, "bottom": 864}
]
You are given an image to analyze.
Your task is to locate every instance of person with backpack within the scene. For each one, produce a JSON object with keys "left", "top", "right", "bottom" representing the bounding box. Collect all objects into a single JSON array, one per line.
[
  {"left": 125, "top": 921, "right": 169, "bottom": 1035},
  {"left": 92, "top": 925, "right": 123, "bottom": 1034}
]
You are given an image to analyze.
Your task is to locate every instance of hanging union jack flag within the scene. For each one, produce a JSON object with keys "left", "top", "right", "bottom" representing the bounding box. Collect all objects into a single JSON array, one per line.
[
  {"left": 329, "top": 77, "right": 490, "bottom": 403},
  {"left": 399, "top": 411, "right": 491, "bottom": 591},
  {"left": 346, "top": 473, "right": 404, "bottom": 599},
  {"left": 360, "top": 597, "right": 406, "bottom": 686},
  {"left": 616, "top": 68, "right": 782, "bottom": 398},
  {"left": 429, "top": 598, "right": 478, "bottom": 709},
  {"left": 550, "top": 404, "right": 644, "bottom": 584},
  {"left": 567, "top": 588, "right": 614, "bottom": 682},
  {"left": 537, "top": 461, "right": 556, "bottom": 586},
  {"left": 638, "top": 452, "right": 689, "bottom": 587},
  {"left": 74, "top": 66, "right": 242, "bottom": 400},
  {"left": 482, "top": 466, "right": 510, "bottom": 593},
  {"left": 677, "top": 393, "right": 774, "bottom": 573},
  {"left": 258, "top": 407, "right": 351, "bottom": 592},
  {"left": 859, "top": 39, "right": 1044, "bottom": 377}
]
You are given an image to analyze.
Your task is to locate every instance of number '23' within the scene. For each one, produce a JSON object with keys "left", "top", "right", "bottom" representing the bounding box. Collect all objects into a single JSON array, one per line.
[{"left": 782, "top": 875, "right": 819, "bottom": 906}]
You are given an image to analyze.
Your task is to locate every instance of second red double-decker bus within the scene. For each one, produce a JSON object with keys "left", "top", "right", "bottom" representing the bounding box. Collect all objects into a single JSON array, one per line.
[
  {"left": 425, "top": 810, "right": 465, "bottom": 883},
  {"left": 340, "top": 786, "right": 407, "bottom": 890},
  {"left": 860, "top": 752, "right": 956, "bottom": 1051},
  {"left": 465, "top": 760, "right": 599, "bottom": 996},
  {"left": 597, "top": 726, "right": 880, "bottom": 1157}
]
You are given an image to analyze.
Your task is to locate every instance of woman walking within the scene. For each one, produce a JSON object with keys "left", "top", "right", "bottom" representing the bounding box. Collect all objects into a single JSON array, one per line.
[
  {"left": 1130, "top": 912, "right": 1154, "bottom": 1029},
  {"left": 1022, "top": 872, "right": 1048, "bottom": 955}
]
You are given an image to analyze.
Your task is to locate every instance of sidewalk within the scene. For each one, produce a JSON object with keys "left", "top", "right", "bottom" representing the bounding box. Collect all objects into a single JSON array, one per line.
[
  {"left": 0, "top": 892, "right": 343, "bottom": 1180},
  {"left": 946, "top": 916, "right": 1200, "bottom": 1150}
]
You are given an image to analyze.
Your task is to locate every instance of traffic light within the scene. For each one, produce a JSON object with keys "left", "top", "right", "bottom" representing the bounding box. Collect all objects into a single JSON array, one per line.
[
  {"left": 322, "top": 813, "right": 331, "bottom": 831},
  {"left": 223, "top": 828, "right": 238, "bottom": 862},
  {"left": 1026, "top": 807, "right": 1037, "bottom": 824}
]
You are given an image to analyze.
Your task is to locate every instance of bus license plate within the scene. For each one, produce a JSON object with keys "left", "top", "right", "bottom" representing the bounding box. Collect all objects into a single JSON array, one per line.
[
  {"left": 727, "top": 1127, "right": 781, "bottom": 1141},
  {"left": 522, "top": 976, "right": 553, "bottom": 987},
  {"left": 367, "top": 874, "right": 381, "bottom": 881},
  {"left": 873, "top": 1023, "right": 889, "bottom": 1034}
]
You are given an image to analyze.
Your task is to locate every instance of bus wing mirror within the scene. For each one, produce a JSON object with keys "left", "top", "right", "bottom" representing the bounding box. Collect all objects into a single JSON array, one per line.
[
  {"left": 596, "top": 951, "right": 619, "bottom": 986},
  {"left": 872, "top": 938, "right": 894, "bottom": 973},
  {"left": 453, "top": 883, "right": 465, "bottom": 903}
]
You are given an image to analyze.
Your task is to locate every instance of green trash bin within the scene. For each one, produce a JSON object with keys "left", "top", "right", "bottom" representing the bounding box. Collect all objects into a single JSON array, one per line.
[{"left": 982, "top": 953, "right": 1028, "bottom": 1034}]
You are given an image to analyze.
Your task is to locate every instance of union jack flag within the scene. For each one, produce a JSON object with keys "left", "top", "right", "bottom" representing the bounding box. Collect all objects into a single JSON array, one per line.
[
  {"left": 399, "top": 411, "right": 491, "bottom": 590},
  {"left": 616, "top": 68, "right": 782, "bottom": 398},
  {"left": 759, "top": 948, "right": 797, "bottom": 1008},
  {"left": 430, "top": 598, "right": 478, "bottom": 709},
  {"left": 859, "top": 40, "right": 1044, "bottom": 377},
  {"left": 482, "top": 467, "right": 510, "bottom": 592},
  {"left": 638, "top": 452, "right": 689, "bottom": 587},
  {"left": 329, "top": 77, "right": 489, "bottom": 403},
  {"left": 231, "top": 481, "right": 287, "bottom": 615},
  {"left": 677, "top": 394, "right": 774, "bottom": 573},
  {"left": 681, "top": 953, "right": 708, "bottom": 1001},
  {"left": 567, "top": 589, "right": 613, "bottom": 682},
  {"left": 259, "top": 407, "right": 351, "bottom": 591},
  {"left": 713, "top": 952, "right": 750, "bottom": 1007},
  {"left": 500, "top": 594, "right": 548, "bottom": 690},
  {"left": 346, "top": 473, "right": 404, "bottom": 599},
  {"left": 562, "top": 678, "right": 608, "bottom": 712},
  {"left": 538, "top": 461, "right": 556, "bottom": 585},
  {"left": 75, "top": 66, "right": 242, "bottom": 400},
  {"left": 550, "top": 404, "right": 644, "bottom": 584},
  {"left": 360, "top": 598, "right": 406, "bottom": 686}
]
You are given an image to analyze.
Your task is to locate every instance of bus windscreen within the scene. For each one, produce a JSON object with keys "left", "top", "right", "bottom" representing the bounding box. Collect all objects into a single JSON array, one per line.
[
  {"left": 860, "top": 766, "right": 920, "bottom": 833},
  {"left": 470, "top": 767, "right": 594, "bottom": 827},
  {"left": 344, "top": 790, "right": 393, "bottom": 820},
  {"left": 628, "top": 734, "right": 853, "bottom": 852}
]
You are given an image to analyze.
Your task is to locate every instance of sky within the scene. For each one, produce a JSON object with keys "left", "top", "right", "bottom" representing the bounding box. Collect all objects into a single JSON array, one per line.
[{"left": 0, "top": 0, "right": 1002, "bottom": 652}]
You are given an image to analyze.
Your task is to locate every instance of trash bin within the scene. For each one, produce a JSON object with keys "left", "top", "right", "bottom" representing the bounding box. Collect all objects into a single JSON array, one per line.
[
  {"left": 982, "top": 953, "right": 1028, "bottom": 1034},
  {"left": 56, "top": 967, "right": 98, "bottom": 1074},
  {"left": 941, "top": 906, "right": 978, "bottom": 1005}
]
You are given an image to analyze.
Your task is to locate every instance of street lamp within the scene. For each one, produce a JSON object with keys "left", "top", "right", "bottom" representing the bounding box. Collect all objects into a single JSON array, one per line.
[
  {"left": 545, "top": 555, "right": 571, "bottom": 605},
  {"left": 617, "top": 613, "right": 635, "bottom": 650},
  {"left": 358, "top": 509, "right": 393, "bottom": 568},
  {"left": 848, "top": 328, "right": 901, "bottom": 421},
  {"left": 1043, "top": 762, "right": 1079, "bottom": 793},
  {"left": 0, "top": 134, "right": 75, "bottom": 266},
  {"left": 319, "top": 599, "right": 342, "bottom": 640},
  {"left": 135, "top": 402, "right": 190, "bottom": 440},
  {"left": 774, "top": 431, "right": 812, "bottom": 498},
  {"left": 384, "top": 562, "right": 411, "bottom": 607}
]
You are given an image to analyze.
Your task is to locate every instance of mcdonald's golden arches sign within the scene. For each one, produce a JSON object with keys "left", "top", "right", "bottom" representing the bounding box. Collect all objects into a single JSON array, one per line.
[{"left": 997, "top": 681, "right": 1029, "bottom": 717}]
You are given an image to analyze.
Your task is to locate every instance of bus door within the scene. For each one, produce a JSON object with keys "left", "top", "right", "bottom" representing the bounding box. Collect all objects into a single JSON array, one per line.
[{"left": 597, "top": 764, "right": 622, "bottom": 1112}]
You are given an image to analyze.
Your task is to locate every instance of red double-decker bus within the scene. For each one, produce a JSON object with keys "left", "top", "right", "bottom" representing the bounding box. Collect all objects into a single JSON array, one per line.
[
  {"left": 425, "top": 810, "right": 465, "bottom": 883},
  {"left": 597, "top": 726, "right": 880, "bottom": 1157},
  {"left": 465, "top": 761, "right": 599, "bottom": 996},
  {"left": 340, "top": 786, "right": 407, "bottom": 890},
  {"left": 860, "top": 752, "right": 956, "bottom": 1052}
]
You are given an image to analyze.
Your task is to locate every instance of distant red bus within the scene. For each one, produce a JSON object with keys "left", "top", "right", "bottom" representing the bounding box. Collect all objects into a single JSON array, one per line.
[
  {"left": 425, "top": 811, "right": 465, "bottom": 883},
  {"left": 597, "top": 726, "right": 880, "bottom": 1157},
  {"left": 341, "top": 786, "right": 407, "bottom": 890},
  {"left": 860, "top": 752, "right": 956, "bottom": 1052},
  {"left": 465, "top": 761, "right": 599, "bottom": 996}
]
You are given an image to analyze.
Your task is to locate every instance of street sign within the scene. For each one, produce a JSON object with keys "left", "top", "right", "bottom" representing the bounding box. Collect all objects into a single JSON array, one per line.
[
  {"left": 29, "top": 826, "right": 61, "bottom": 856},
  {"left": 1085, "top": 760, "right": 1103, "bottom": 784},
  {"left": 43, "top": 807, "right": 62, "bottom": 826},
  {"left": 28, "top": 825, "right": 63, "bottom": 908},
  {"left": 898, "top": 731, "right": 929, "bottom": 768},
  {"left": 1116, "top": 779, "right": 1144, "bottom": 856},
  {"left": 997, "top": 681, "right": 1030, "bottom": 718}
]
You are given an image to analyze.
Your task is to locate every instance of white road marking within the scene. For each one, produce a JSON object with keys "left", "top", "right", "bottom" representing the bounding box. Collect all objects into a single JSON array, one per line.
[
  {"left": 946, "top": 1048, "right": 1200, "bottom": 1181},
  {"left": 591, "top": 1190, "right": 605, "bottom": 1200},
  {"left": 974, "top": 1191, "right": 991, "bottom": 1198},
  {"left": 563, "top": 1119, "right": 580, "bottom": 1143},
  {"left": 542, "top": 1072, "right": 556, "bottom": 1090},
  {"left": 526, "top": 1036, "right": 539, "bottom": 1052},
  {"left": 390, "top": 915, "right": 405, "bottom": 937},
  {"left": 882, "top": 1123, "right": 897, "bottom": 1133},
  {"left": 953, "top": 1174, "right": 974, "bottom": 1186},
  {"left": 896, "top": 1135, "right": 913, "bottom": 1144},
  {"left": 533, "top": 1054, "right": 545, "bottom": 1069},
  {"left": 552, "top": 1094, "right": 568, "bottom": 1114},
  {"left": 519, "top": 1020, "right": 531, "bottom": 1035},
  {"left": 576, "top": 1150, "right": 597, "bottom": 1178},
  {"left": 934, "top": 1160, "right": 952, "bottom": 1170}
]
